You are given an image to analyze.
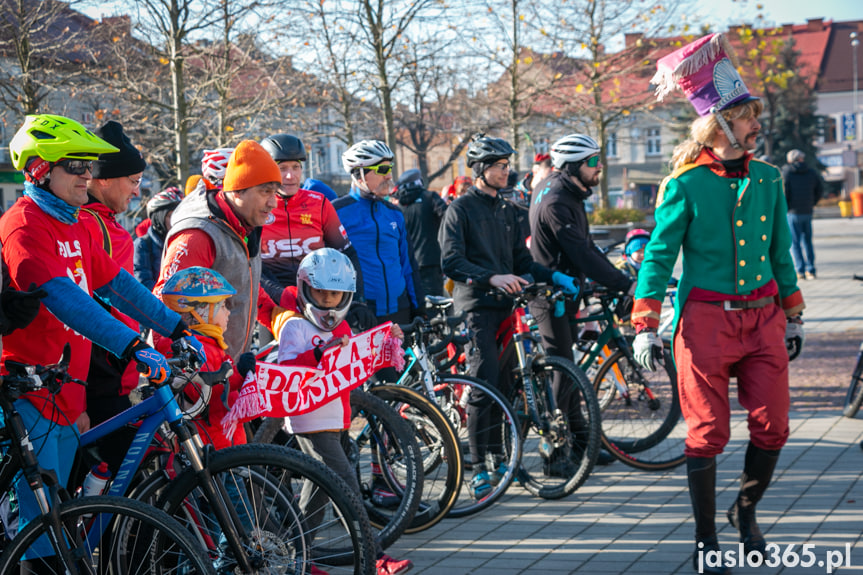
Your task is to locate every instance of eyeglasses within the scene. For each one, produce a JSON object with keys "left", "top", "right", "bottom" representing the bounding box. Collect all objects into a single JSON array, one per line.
[
  {"left": 128, "top": 176, "right": 142, "bottom": 187},
  {"left": 56, "top": 159, "right": 92, "bottom": 176},
  {"left": 585, "top": 155, "right": 601, "bottom": 168},
  {"left": 363, "top": 164, "right": 393, "bottom": 176},
  {"left": 492, "top": 161, "right": 511, "bottom": 171}
]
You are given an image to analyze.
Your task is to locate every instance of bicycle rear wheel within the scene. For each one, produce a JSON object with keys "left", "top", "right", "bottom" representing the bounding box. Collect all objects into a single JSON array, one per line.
[
  {"left": 3, "top": 496, "right": 214, "bottom": 575},
  {"left": 367, "top": 384, "right": 462, "bottom": 533},
  {"left": 155, "top": 443, "right": 375, "bottom": 574},
  {"left": 843, "top": 344, "right": 863, "bottom": 418},
  {"left": 594, "top": 347, "right": 686, "bottom": 471}
]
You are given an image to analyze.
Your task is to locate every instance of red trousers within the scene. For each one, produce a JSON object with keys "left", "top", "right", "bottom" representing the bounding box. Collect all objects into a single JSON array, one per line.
[{"left": 673, "top": 300, "right": 789, "bottom": 458}]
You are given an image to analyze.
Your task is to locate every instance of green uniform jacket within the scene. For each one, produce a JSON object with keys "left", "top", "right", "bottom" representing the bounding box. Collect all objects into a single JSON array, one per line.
[{"left": 632, "top": 153, "right": 804, "bottom": 338}]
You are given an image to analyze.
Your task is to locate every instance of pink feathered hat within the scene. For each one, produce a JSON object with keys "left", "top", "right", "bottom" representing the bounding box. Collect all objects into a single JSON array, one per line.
[{"left": 651, "top": 33, "right": 758, "bottom": 117}]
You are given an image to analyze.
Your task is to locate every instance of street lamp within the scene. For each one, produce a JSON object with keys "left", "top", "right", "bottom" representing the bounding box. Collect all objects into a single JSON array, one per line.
[{"left": 852, "top": 32, "right": 859, "bottom": 189}]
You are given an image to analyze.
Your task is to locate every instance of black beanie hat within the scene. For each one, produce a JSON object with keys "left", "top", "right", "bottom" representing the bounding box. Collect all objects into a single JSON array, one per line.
[{"left": 91, "top": 121, "right": 147, "bottom": 179}]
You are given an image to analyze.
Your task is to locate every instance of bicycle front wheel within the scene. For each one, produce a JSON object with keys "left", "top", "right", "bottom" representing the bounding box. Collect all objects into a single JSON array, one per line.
[
  {"left": 595, "top": 347, "right": 686, "bottom": 471},
  {"left": 367, "top": 384, "right": 462, "bottom": 533},
  {"left": 4, "top": 496, "right": 214, "bottom": 575},
  {"left": 842, "top": 343, "right": 863, "bottom": 418},
  {"left": 348, "top": 389, "right": 423, "bottom": 549},
  {"left": 156, "top": 443, "right": 376, "bottom": 575},
  {"left": 512, "top": 355, "right": 602, "bottom": 499}
]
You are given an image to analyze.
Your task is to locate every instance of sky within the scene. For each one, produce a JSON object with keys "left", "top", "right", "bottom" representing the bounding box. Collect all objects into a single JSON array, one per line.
[{"left": 694, "top": 0, "right": 861, "bottom": 28}]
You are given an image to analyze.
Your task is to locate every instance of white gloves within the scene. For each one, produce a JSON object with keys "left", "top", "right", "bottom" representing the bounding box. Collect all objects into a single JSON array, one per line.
[
  {"left": 785, "top": 317, "right": 804, "bottom": 361},
  {"left": 633, "top": 331, "right": 663, "bottom": 372}
]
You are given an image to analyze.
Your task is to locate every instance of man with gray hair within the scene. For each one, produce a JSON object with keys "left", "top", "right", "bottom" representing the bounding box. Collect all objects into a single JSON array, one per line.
[{"left": 781, "top": 149, "right": 823, "bottom": 279}]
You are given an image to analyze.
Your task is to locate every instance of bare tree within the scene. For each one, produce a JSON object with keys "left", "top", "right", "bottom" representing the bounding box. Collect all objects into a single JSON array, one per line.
[
  {"left": 0, "top": 0, "right": 92, "bottom": 116},
  {"left": 539, "top": 0, "right": 687, "bottom": 208},
  {"left": 393, "top": 36, "right": 494, "bottom": 184}
]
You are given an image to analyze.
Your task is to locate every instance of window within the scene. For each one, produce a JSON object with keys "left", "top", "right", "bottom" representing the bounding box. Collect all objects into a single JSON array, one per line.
[
  {"left": 606, "top": 132, "right": 618, "bottom": 158},
  {"left": 646, "top": 127, "right": 661, "bottom": 156}
]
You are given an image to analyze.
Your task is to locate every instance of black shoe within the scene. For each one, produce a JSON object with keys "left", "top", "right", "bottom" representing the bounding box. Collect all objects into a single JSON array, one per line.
[
  {"left": 544, "top": 457, "right": 578, "bottom": 478},
  {"left": 595, "top": 449, "right": 615, "bottom": 466}
]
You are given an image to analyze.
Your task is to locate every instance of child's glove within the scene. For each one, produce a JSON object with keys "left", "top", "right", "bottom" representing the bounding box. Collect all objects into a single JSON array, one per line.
[
  {"left": 170, "top": 320, "right": 207, "bottom": 368},
  {"left": 236, "top": 352, "right": 257, "bottom": 379}
]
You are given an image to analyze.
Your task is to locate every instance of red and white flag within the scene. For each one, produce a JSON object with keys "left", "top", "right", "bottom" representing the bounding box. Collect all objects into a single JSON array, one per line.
[{"left": 221, "top": 323, "right": 404, "bottom": 437}]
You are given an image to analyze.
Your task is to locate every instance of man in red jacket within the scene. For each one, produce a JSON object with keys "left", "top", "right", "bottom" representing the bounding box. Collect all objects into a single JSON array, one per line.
[
  {"left": 81, "top": 121, "right": 148, "bottom": 431},
  {"left": 155, "top": 140, "right": 281, "bottom": 359}
]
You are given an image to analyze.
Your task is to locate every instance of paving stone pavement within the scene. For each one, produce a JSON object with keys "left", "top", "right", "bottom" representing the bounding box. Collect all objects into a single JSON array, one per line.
[{"left": 386, "top": 217, "right": 863, "bottom": 574}]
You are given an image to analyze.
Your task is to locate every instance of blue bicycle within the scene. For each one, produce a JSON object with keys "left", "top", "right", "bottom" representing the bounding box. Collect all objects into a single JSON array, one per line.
[
  {"left": 76, "top": 340, "right": 375, "bottom": 574},
  {"left": 0, "top": 347, "right": 214, "bottom": 574}
]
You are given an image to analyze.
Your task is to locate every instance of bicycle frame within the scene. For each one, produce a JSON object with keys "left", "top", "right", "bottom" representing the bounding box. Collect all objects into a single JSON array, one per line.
[
  {"left": 568, "top": 293, "right": 659, "bottom": 406},
  {"left": 497, "top": 306, "right": 553, "bottom": 433}
]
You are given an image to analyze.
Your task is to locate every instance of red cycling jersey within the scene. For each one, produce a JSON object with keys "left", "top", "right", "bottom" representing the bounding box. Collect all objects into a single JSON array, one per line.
[
  {"left": 1, "top": 197, "right": 121, "bottom": 423},
  {"left": 260, "top": 188, "right": 350, "bottom": 292}
]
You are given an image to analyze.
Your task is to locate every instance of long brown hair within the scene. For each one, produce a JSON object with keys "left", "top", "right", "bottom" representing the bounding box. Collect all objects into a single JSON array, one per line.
[{"left": 670, "top": 99, "right": 764, "bottom": 170}]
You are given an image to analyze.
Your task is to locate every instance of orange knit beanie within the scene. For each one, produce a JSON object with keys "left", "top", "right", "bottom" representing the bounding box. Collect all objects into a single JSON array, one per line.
[{"left": 222, "top": 140, "right": 281, "bottom": 192}]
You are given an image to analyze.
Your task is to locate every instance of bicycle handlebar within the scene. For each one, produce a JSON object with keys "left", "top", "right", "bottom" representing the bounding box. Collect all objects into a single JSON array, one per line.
[{"left": 1, "top": 344, "right": 85, "bottom": 402}]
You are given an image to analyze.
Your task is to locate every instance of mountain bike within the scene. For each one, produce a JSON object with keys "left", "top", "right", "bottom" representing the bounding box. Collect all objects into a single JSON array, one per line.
[
  {"left": 0, "top": 349, "right": 214, "bottom": 574},
  {"left": 78, "top": 340, "right": 376, "bottom": 574},
  {"left": 383, "top": 312, "right": 523, "bottom": 517},
  {"left": 842, "top": 275, "right": 863, "bottom": 418},
  {"left": 493, "top": 282, "right": 602, "bottom": 499},
  {"left": 570, "top": 284, "right": 686, "bottom": 471}
]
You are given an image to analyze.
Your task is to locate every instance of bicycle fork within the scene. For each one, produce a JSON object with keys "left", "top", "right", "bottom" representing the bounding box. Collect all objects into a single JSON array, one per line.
[
  {"left": 173, "top": 423, "right": 257, "bottom": 573},
  {"left": 5, "top": 409, "right": 78, "bottom": 573}
]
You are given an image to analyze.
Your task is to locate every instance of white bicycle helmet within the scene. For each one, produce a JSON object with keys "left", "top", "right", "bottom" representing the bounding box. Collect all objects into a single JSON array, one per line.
[
  {"left": 201, "top": 148, "right": 234, "bottom": 185},
  {"left": 549, "top": 134, "right": 600, "bottom": 169},
  {"left": 297, "top": 248, "right": 357, "bottom": 331},
  {"left": 342, "top": 140, "right": 393, "bottom": 174}
]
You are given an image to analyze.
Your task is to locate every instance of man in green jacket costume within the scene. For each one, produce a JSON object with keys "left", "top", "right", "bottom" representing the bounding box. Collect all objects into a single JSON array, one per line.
[{"left": 631, "top": 33, "right": 805, "bottom": 574}]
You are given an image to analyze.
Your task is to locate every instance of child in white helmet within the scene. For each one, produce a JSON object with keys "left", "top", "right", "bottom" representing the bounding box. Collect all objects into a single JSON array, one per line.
[{"left": 275, "top": 247, "right": 412, "bottom": 575}]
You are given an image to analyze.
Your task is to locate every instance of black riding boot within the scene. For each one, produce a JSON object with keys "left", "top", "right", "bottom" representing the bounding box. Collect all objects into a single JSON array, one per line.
[
  {"left": 687, "top": 456, "right": 729, "bottom": 574},
  {"left": 727, "top": 442, "right": 780, "bottom": 558}
]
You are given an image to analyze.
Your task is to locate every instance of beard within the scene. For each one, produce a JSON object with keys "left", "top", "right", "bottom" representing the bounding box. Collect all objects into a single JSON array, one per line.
[{"left": 580, "top": 171, "right": 601, "bottom": 188}]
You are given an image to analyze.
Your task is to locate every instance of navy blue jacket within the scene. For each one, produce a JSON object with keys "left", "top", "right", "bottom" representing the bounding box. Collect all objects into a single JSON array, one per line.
[
  {"left": 333, "top": 188, "right": 419, "bottom": 316},
  {"left": 133, "top": 227, "right": 164, "bottom": 291}
]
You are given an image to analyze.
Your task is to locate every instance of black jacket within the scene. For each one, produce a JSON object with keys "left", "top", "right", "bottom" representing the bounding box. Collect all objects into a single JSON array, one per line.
[
  {"left": 781, "top": 162, "right": 823, "bottom": 215},
  {"left": 529, "top": 171, "right": 632, "bottom": 292},
  {"left": 398, "top": 187, "right": 447, "bottom": 268},
  {"left": 440, "top": 186, "right": 553, "bottom": 312}
]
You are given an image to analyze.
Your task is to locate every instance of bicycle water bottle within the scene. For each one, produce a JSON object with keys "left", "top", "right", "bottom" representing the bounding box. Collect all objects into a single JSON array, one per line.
[{"left": 80, "top": 462, "right": 111, "bottom": 497}]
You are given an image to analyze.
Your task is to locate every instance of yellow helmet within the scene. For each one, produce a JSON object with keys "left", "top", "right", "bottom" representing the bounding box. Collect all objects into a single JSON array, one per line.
[{"left": 9, "top": 114, "right": 119, "bottom": 171}]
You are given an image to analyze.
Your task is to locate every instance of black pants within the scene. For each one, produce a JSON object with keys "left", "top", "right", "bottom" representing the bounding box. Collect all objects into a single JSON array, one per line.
[{"left": 464, "top": 308, "right": 511, "bottom": 466}]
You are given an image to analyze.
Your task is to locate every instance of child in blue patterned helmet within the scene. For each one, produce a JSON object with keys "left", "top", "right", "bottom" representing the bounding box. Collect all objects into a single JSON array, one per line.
[{"left": 160, "top": 266, "right": 251, "bottom": 449}]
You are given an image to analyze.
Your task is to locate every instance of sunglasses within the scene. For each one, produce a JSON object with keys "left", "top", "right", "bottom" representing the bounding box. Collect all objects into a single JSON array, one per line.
[
  {"left": 363, "top": 164, "right": 393, "bottom": 176},
  {"left": 585, "top": 155, "right": 601, "bottom": 168},
  {"left": 56, "top": 159, "right": 93, "bottom": 176}
]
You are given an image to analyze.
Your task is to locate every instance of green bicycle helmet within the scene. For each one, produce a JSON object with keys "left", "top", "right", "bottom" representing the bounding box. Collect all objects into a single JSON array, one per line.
[{"left": 9, "top": 114, "right": 119, "bottom": 170}]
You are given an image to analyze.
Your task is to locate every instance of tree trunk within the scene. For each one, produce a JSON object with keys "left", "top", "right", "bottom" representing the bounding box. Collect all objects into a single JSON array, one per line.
[{"left": 171, "top": 42, "right": 189, "bottom": 185}]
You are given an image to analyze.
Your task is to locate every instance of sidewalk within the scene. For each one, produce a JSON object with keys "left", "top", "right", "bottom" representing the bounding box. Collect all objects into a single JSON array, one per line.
[{"left": 387, "top": 217, "right": 863, "bottom": 574}]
